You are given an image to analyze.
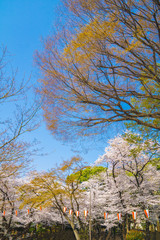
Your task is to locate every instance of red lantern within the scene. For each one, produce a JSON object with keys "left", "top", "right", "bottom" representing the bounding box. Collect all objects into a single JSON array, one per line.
[
  {"left": 63, "top": 207, "right": 67, "bottom": 213},
  {"left": 76, "top": 211, "right": 80, "bottom": 217},
  {"left": 15, "top": 210, "right": 18, "bottom": 216},
  {"left": 144, "top": 209, "right": 149, "bottom": 218},
  {"left": 117, "top": 213, "right": 122, "bottom": 221},
  {"left": 3, "top": 210, "right": 5, "bottom": 216},
  {"left": 69, "top": 209, "right": 73, "bottom": 215},
  {"left": 27, "top": 209, "right": 29, "bottom": 214},
  {"left": 84, "top": 210, "right": 88, "bottom": 218},
  {"left": 104, "top": 212, "right": 108, "bottom": 220},
  {"left": 132, "top": 211, "right": 137, "bottom": 220}
]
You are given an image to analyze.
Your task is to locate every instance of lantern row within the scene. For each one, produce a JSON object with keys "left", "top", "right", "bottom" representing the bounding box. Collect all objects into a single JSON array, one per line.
[
  {"left": 63, "top": 207, "right": 150, "bottom": 220},
  {"left": 2, "top": 206, "right": 43, "bottom": 216},
  {"left": 1, "top": 207, "right": 150, "bottom": 220}
]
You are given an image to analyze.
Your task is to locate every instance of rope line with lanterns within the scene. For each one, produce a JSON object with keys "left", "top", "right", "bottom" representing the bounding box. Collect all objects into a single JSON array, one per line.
[{"left": 1, "top": 208, "right": 150, "bottom": 221}]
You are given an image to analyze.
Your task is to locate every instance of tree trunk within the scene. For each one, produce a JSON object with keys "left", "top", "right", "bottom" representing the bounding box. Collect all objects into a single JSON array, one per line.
[
  {"left": 112, "top": 227, "right": 116, "bottom": 240},
  {"left": 73, "top": 228, "right": 81, "bottom": 240},
  {"left": 70, "top": 222, "right": 81, "bottom": 240},
  {"left": 127, "top": 215, "right": 131, "bottom": 232},
  {"left": 122, "top": 215, "right": 127, "bottom": 240},
  {"left": 119, "top": 224, "right": 124, "bottom": 240},
  {"left": 145, "top": 220, "right": 150, "bottom": 240},
  {"left": 105, "top": 229, "right": 111, "bottom": 240}
]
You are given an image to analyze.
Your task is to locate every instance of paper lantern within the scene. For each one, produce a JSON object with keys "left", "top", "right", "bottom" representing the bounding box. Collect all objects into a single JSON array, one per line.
[
  {"left": 40, "top": 206, "right": 42, "bottom": 211},
  {"left": 63, "top": 207, "right": 67, "bottom": 213},
  {"left": 84, "top": 210, "right": 88, "bottom": 218},
  {"left": 3, "top": 210, "right": 5, "bottom": 216},
  {"left": 104, "top": 212, "right": 108, "bottom": 220},
  {"left": 27, "top": 209, "right": 30, "bottom": 214},
  {"left": 15, "top": 210, "right": 18, "bottom": 216},
  {"left": 132, "top": 211, "right": 137, "bottom": 220},
  {"left": 69, "top": 209, "right": 73, "bottom": 215},
  {"left": 117, "top": 213, "right": 122, "bottom": 221},
  {"left": 144, "top": 209, "right": 149, "bottom": 218},
  {"left": 76, "top": 211, "right": 80, "bottom": 217}
]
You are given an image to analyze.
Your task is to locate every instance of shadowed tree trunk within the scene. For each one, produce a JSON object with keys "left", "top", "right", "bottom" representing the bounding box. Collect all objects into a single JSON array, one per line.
[{"left": 145, "top": 220, "right": 150, "bottom": 240}]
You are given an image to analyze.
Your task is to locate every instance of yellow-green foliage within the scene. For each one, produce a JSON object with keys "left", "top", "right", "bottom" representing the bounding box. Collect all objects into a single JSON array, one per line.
[
  {"left": 19, "top": 157, "right": 90, "bottom": 210},
  {"left": 68, "top": 166, "right": 106, "bottom": 183},
  {"left": 126, "top": 230, "right": 145, "bottom": 240}
]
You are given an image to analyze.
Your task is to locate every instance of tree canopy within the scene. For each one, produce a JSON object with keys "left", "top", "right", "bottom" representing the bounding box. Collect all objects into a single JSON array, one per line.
[
  {"left": 36, "top": 0, "right": 160, "bottom": 140},
  {"left": 18, "top": 135, "right": 160, "bottom": 240},
  {"left": 69, "top": 165, "right": 106, "bottom": 182}
]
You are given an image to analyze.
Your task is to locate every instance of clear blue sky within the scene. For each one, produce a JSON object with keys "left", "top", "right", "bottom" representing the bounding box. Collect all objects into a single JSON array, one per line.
[{"left": 0, "top": 0, "right": 122, "bottom": 171}]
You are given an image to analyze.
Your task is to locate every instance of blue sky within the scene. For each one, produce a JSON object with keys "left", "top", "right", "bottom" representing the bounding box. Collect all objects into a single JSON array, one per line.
[{"left": 0, "top": 0, "right": 121, "bottom": 171}]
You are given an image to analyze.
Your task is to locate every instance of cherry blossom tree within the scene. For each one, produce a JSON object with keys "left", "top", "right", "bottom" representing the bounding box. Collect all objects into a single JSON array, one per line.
[
  {"left": 95, "top": 133, "right": 160, "bottom": 240},
  {"left": 9, "top": 136, "right": 159, "bottom": 240},
  {"left": 18, "top": 157, "right": 91, "bottom": 240},
  {"left": 0, "top": 172, "right": 62, "bottom": 239},
  {"left": 0, "top": 176, "right": 30, "bottom": 239}
]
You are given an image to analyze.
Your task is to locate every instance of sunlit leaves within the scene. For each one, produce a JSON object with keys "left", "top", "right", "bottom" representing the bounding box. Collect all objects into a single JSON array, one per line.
[{"left": 36, "top": 0, "right": 160, "bottom": 140}]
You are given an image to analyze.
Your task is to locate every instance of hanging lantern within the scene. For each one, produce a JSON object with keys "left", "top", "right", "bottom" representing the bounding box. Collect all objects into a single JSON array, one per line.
[
  {"left": 27, "top": 209, "right": 30, "bottom": 214},
  {"left": 117, "top": 213, "right": 122, "bottom": 221},
  {"left": 3, "top": 210, "right": 5, "bottom": 216},
  {"left": 144, "top": 209, "right": 149, "bottom": 218},
  {"left": 84, "top": 210, "right": 88, "bottom": 218},
  {"left": 40, "top": 206, "right": 42, "bottom": 211},
  {"left": 76, "top": 211, "right": 80, "bottom": 217},
  {"left": 104, "top": 212, "right": 108, "bottom": 220},
  {"left": 63, "top": 207, "right": 67, "bottom": 213},
  {"left": 69, "top": 209, "right": 73, "bottom": 215},
  {"left": 15, "top": 210, "right": 18, "bottom": 216},
  {"left": 132, "top": 211, "right": 137, "bottom": 220}
]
